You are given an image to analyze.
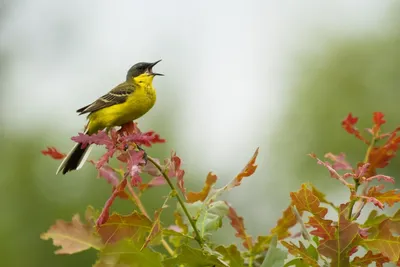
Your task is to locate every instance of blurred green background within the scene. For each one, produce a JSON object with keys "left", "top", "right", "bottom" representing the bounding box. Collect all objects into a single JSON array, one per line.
[{"left": 1, "top": 1, "right": 399, "bottom": 266}]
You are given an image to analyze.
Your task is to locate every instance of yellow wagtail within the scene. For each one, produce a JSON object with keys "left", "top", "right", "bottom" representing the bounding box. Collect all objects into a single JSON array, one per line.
[{"left": 57, "top": 60, "right": 163, "bottom": 175}]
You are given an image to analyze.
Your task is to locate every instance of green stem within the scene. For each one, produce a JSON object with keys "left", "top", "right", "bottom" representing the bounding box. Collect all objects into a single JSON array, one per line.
[
  {"left": 248, "top": 255, "right": 254, "bottom": 267},
  {"left": 348, "top": 134, "right": 376, "bottom": 220},
  {"left": 147, "top": 156, "right": 204, "bottom": 248}
]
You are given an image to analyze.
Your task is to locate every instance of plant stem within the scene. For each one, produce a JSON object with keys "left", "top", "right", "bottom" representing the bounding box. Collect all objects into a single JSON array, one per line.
[
  {"left": 348, "top": 135, "right": 376, "bottom": 220},
  {"left": 125, "top": 174, "right": 175, "bottom": 256},
  {"left": 126, "top": 179, "right": 150, "bottom": 219},
  {"left": 248, "top": 255, "right": 254, "bottom": 267},
  {"left": 147, "top": 156, "right": 204, "bottom": 248}
]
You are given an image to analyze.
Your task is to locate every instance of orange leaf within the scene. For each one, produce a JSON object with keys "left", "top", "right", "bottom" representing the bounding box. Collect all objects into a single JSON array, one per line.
[
  {"left": 281, "top": 241, "right": 319, "bottom": 267},
  {"left": 372, "top": 111, "right": 386, "bottom": 136},
  {"left": 351, "top": 251, "right": 390, "bottom": 267},
  {"left": 187, "top": 172, "right": 217, "bottom": 203},
  {"left": 311, "top": 185, "right": 332, "bottom": 206},
  {"left": 96, "top": 212, "right": 151, "bottom": 244},
  {"left": 227, "top": 205, "right": 253, "bottom": 250},
  {"left": 290, "top": 184, "right": 328, "bottom": 218},
  {"left": 40, "top": 214, "right": 103, "bottom": 254},
  {"left": 367, "top": 131, "right": 400, "bottom": 176},
  {"left": 270, "top": 205, "right": 298, "bottom": 240},
  {"left": 229, "top": 148, "right": 259, "bottom": 189},
  {"left": 363, "top": 220, "right": 400, "bottom": 263},
  {"left": 367, "top": 186, "right": 400, "bottom": 208}
]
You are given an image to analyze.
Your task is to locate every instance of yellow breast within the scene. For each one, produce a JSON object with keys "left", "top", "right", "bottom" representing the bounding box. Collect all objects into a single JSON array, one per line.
[{"left": 87, "top": 83, "right": 156, "bottom": 133}]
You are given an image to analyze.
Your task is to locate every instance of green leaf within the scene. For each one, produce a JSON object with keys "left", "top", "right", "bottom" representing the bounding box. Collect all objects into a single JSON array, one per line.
[
  {"left": 162, "top": 245, "right": 228, "bottom": 267},
  {"left": 215, "top": 244, "right": 244, "bottom": 267},
  {"left": 163, "top": 229, "right": 193, "bottom": 248},
  {"left": 260, "top": 235, "right": 287, "bottom": 267},
  {"left": 281, "top": 241, "right": 319, "bottom": 267},
  {"left": 363, "top": 210, "right": 388, "bottom": 227},
  {"left": 94, "top": 239, "right": 162, "bottom": 267},
  {"left": 180, "top": 200, "right": 229, "bottom": 238},
  {"left": 284, "top": 258, "right": 309, "bottom": 267},
  {"left": 253, "top": 235, "right": 272, "bottom": 254},
  {"left": 306, "top": 244, "right": 319, "bottom": 260}
]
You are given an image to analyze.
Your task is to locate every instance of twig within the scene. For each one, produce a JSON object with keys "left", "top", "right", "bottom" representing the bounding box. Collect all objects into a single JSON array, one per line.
[
  {"left": 147, "top": 156, "right": 204, "bottom": 248},
  {"left": 125, "top": 173, "right": 175, "bottom": 256},
  {"left": 348, "top": 134, "right": 376, "bottom": 220},
  {"left": 126, "top": 178, "right": 150, "bottom": 219}
]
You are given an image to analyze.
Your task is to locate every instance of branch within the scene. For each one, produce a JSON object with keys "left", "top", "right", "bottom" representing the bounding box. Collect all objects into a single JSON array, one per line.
[
  {"left": 348, "top": 134, "right": 376, "bottom": 220},
  {"left": 147, "top": 156, "right": 204, "bottom": 248}
]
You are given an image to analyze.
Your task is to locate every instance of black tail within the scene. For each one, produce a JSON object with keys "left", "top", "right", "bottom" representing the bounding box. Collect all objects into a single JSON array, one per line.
[{"left": 56, "top": 143, "right": 91, "bottom": 174}]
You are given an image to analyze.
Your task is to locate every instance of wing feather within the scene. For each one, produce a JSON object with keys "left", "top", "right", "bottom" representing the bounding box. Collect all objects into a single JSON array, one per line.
[{"left": 77, "top": 83, "right": 135, "bottom": 115}]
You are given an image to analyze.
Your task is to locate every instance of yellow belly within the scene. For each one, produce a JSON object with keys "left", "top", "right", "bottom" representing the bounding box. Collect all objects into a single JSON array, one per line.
[{"left": 86, "top": 85, "right": 156, "bottom": 134}]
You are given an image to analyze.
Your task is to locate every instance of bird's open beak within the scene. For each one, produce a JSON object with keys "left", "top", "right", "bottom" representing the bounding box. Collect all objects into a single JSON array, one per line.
[{"left": 149, "top": 59, "right": 164, "bottom": 76}]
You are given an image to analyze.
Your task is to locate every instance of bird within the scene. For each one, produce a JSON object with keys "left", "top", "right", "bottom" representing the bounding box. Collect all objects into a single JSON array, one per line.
[{"left": 56, "top": 60, "right": 163, "bottom": 175}]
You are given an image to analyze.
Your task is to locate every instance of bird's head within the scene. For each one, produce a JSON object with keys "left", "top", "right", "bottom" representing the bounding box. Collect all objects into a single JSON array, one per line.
[{"left": 126, "top": 60, "right": 163, "bottom": 83}]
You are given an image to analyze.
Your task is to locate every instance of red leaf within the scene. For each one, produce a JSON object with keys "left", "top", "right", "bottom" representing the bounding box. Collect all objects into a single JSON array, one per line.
[
  {"left": 41, "top": 147, "right": 66, "bottom": 160},
  {"left": 324, "top": 152, "right": 353, "bottom": 171},
  {"left": 318, "top": 204, "right": 360, "bottom": 265},
  {"left": 97, "top": 179, "right": 127, "bottom": 226},
  {"left": 168, "top": 153, "right": 186, "bottom": 197},
  {"left": 307, "top": 216, "right": 335, "bottom": 241},
  {"left": 139, "top": 176, "right": 166, "bottom": 191},
  {"left": 187, "top": 172, "right": 217, "bottom": 203},
  {"left": 372, "top": 112, "right": 386, "bottom": 136},
  {"left": 227, "top": 205, "right": 253, "bottom": 250},
  {"left": 365, "top": 174, "right": 395, "bottom": 184},
  {"left": 341, "top": 113, "right": 368, "bottom": 143},
  {"left": 126, "top": 150, "right": 145, "bottom": 186},
  {"left": 122, "top": 131, "right": 165, "bottom": 147},
  {"left": 354, "top": 162, "right": 370, "bottom": 178},
  {"left": 309, "top": 153, "right": 354, "bottom": 188},
  {"left": 72, "top": 131, "right": 114, "bottom": 150},
  {"left": 359, "top": 195, "right": 384, "bottom": 209},
  {"left": 96, "top": 148, "right": 116, "bottom": 169},
  {"left": 97, "top": 165, "right": 119, "bottom": 186}
]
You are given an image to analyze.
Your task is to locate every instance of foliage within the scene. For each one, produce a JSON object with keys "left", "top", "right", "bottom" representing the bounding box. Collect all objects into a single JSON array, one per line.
[{"left": 41, "top": 113, "right": 400, "bottom": 266}]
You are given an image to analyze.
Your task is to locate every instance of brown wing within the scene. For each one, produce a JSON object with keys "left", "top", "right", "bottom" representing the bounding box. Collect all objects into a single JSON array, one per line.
[{"left": 77, "top": 82, "right": 135, "bottom": 115}]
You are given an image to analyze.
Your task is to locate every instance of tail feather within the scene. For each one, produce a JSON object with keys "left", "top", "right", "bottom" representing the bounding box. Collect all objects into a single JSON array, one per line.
[{"left": 56, "top": 143, "right": 92, "bottom": 175}]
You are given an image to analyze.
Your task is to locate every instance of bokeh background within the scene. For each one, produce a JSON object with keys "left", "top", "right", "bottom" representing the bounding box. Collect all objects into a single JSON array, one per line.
[{"left": 1, "top": 1, "right": 399, "bottom": 266}]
